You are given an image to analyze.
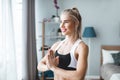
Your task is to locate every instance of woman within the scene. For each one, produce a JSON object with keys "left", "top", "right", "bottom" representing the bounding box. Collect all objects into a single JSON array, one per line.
[{"left": 37, "top": 7, "right": 89, "bottom": 80}]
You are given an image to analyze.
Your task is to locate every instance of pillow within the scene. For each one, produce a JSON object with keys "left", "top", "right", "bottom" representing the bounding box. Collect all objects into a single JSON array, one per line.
[
  {"left": 102, "top": 49, "right": 120, "bottom": 64},
  {"left": 111, "top": 52, "right": 120, "bottom": 66}
]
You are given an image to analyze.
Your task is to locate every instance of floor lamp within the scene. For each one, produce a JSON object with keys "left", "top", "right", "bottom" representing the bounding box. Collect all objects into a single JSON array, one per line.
[{"left": 82, "top": 27, "right": 96, "bottom": 78}]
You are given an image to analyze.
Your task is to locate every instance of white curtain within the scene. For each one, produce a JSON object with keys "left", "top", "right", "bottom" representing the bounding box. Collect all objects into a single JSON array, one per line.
[
  {"left": 0, "top": 0, "right": 17, "bottom": 80},
  {"left": 0, "top": 0, "right": 37, "bottom": 80}
]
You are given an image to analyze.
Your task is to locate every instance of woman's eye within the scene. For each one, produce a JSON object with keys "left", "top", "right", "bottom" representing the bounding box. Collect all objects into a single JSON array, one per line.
[
  {"left": 64, "top": 21, "right": 69, "bottom": 23},
  {"left": 60, "top": 20, "right": 70, "bottom": 24}
]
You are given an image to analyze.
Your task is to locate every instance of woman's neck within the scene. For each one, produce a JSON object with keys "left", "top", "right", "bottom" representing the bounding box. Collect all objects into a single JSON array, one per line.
[{"left": 65, "top": 35, "right": 79, "bottom": 44}]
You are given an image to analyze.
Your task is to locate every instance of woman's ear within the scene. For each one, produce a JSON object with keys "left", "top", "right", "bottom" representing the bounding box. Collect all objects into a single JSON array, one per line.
[
  {"left": 75, "top": 21, "right": 79, "bottom": 27},
  {"left": 75, "top": 18, "right": 79, "bottom": 26}
]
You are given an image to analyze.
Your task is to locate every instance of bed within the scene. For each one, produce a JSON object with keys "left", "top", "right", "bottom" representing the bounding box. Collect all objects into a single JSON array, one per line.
[{"left": 100, "top": 45, "right": 120, "bottom": 80}]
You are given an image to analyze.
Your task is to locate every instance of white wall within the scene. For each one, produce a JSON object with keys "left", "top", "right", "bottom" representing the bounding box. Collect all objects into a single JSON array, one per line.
[{"left": 35, "top": 0, "right": 120, "bottom": 76}]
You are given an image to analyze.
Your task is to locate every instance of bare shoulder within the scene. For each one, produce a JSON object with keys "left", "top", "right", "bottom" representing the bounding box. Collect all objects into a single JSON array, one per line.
[
  {"left": 77, "top": 41, "right": 89, "bottom": 55},
  {"left": 79, "top": 41, "right": 88, "bottom": 50}
]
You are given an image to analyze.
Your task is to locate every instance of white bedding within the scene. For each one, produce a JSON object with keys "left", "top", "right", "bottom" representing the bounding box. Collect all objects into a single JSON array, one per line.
[
  {"left": 101, "top": 63, "right": 120, "bottom": 80},
  {"left": 110, "top": 73, "right": 120, "bottom": 80}
]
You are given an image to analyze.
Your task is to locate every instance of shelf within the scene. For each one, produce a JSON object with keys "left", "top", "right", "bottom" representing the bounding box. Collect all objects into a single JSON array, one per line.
[
  {"left": 39, "top": 35, "right": 65, "bottom": 39},
  {"left": 46, "top": 77, "right": 54, "bottom": 80},
  {"left": 39, "top": 21, "right": 60, "bottom": 24},
  {"left": 40, "top": 45, "right": 50, "bottom": 51}
]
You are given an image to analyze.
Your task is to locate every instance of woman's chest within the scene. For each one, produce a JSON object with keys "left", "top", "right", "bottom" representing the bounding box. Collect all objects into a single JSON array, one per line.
[{"left": 57, "top": 43, "right": 73, "bottom": 55}]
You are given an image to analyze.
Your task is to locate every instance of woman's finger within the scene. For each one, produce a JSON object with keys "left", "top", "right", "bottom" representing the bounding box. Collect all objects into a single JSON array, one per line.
[{"left": 55, "top": 56, "right": 59, "bottom": 66}]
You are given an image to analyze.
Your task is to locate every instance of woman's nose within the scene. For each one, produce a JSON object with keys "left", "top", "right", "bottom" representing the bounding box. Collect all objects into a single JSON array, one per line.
[{"left": 60, "top": 23, "right": 64, "bottom": 28}]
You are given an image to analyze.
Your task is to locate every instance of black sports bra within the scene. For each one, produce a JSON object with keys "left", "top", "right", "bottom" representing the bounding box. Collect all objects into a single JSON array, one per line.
[
  {"left": 54, "top": 39, "right": 82, "bottom": 70},
  {"left": 55, "top": 51, "right": 76, "bottom": 70}
]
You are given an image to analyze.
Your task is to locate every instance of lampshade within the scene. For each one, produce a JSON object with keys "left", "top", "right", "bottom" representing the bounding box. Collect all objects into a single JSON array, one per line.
[{"left": 82, "top": 27, "right": 96, "bottom": 38}]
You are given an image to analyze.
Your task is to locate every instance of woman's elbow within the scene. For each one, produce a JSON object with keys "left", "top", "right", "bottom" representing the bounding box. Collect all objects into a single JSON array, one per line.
[
  {"left": 37, "top": 64, "right": 40, "bottom": 71},
  {"left": 75, "top": 75, "right": 85, "bottom": 80},
  {"left": 70, "top": 76, "right": 84, "bottom": 80}
]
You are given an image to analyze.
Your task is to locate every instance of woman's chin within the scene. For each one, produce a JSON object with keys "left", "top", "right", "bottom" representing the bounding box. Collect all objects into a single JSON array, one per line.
[{"left": 61, "top": 33, "right": 66, "bottom": 36}]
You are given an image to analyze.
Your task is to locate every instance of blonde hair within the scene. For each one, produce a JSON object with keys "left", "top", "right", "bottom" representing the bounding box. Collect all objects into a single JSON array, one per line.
[{"left": 61, "top": 7, "right": 82, "bottom": 39}]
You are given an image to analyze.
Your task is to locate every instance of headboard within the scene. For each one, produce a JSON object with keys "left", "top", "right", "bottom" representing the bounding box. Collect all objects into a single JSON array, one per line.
[{"left": 101, "top": 45, "right": 120, "bottom": 65}]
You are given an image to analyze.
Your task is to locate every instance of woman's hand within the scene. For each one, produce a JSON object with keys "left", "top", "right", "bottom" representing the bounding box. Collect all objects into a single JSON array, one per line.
[{"left": 46, "top": 49, "right": 59, "bottom": 70}]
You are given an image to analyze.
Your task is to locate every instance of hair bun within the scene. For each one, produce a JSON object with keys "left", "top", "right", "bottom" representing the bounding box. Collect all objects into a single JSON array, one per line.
[
  {"left": 72, "top": 7, "right": 77, "bottom": 10},
  {"left": 72, "top": 7, "right": 79, "bottom": 13}
]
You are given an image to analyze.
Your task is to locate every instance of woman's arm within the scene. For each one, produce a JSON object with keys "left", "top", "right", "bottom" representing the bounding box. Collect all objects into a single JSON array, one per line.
[
  {"left": 37, "top": 41, "right": 60, "bottom": 72},
  {"left": 47, "top": 42, "right": 88, "bottom": 80},
  {"left": 37, "top": 54, "right": 49, "bottom": 72}
]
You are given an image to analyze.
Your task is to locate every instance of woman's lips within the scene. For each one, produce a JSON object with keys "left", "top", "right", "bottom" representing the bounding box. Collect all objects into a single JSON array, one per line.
[{"left": 61, "top": 28, "right": 67, "bottom": 32}]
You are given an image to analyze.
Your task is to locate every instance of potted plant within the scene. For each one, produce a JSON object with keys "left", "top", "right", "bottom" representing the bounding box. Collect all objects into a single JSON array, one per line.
[{"left": 52, "top": 0, "right": 60, "bottom": 22}]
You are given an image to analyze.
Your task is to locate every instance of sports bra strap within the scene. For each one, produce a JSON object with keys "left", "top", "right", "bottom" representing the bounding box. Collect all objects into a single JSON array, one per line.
[
  {"left": 68, "top": 39, "right": 82, "bottom": 68},
  {"left": 70, "top": 39, "right": 82, "bottom": 53}
]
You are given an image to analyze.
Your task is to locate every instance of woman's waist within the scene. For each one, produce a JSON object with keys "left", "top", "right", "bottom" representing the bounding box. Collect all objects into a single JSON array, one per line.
[{"left": 57, "top": 65, "right": 76, "bottom": 70}]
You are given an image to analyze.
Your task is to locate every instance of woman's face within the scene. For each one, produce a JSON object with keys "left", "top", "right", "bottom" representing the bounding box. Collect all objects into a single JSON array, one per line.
[{"left": 60, "top": 13, "right": 76, "bottom": 36}]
